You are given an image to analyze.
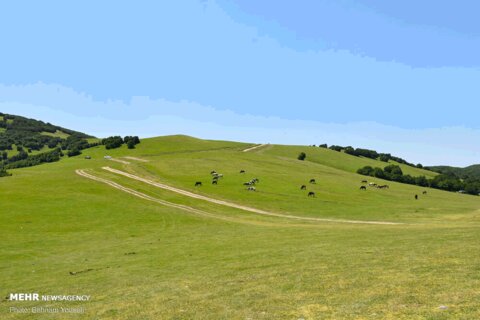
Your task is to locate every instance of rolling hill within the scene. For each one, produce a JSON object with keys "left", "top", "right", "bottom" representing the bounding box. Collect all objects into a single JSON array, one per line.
[
  {"left": 428, "top": 164, "right": 480, "bottom": 180},
  {"left": 2, "top": 133, "right": 480, "bottom": 319}
]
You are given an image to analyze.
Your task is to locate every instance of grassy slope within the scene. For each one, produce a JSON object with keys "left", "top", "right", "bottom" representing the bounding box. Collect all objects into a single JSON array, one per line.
[
  {"left": 262, "top": 144, "right": 437, "bottom": 178},
  {"left": 1, "top": 135, "right": 480, "bottom": 319},
  {"left": 41, "top": 130, "right": 70, "bottom": 139}
]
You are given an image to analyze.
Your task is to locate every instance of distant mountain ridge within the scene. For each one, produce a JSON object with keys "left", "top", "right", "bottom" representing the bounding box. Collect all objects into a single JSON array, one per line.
[{"left": 426, "top": 165, "right": 480, "bottom": 180}]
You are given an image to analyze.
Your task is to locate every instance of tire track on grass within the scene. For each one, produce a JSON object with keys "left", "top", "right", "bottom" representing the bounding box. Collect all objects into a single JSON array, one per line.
[
  {"left": 242, "top": 144, "right": 268, "bottom": 152},
  {"left": 101, "top": 166, "right": 403, "bottom": 225},
  {"left": 76, "top": 169, "right": 253, "bottom": 225}
]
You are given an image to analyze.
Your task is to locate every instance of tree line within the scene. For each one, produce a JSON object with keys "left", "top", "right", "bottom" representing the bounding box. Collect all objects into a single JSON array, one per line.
[
  {"left": 102, "top": 136, "right": 140, "bottom": 149},
  {"left": 357, "top": 164, "right": 480, "bottom": 195},
  {"left": 318, "top": 143, "right": 424, "bottom": 168}
]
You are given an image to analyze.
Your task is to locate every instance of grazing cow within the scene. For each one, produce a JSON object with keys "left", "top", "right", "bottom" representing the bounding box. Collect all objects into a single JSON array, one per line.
[
  {"left": 378, "top": 185, "right": 389, "bottom": 189},
  {"left": 240, "top": 170, "right": 245, "bottom": 174},
  {"left": 309, "top": 179, "right": 316, "bottom": 184},
  {"left": 212, "top": 176, "right": 219, "bottom": 181},
  {"left": 301, "top": 185, "right": 307, "bottom": 190},
  {"left": 415, "top": 194, "right": 418, "bottom": 200},
  {"left": 243, "top": 182, "right": 252, "bottom": 186},
  {"left": 212, "top": 180, "right": 218, "bottom": 185},
  {"left": 195, "top": 181, "right": 202, "bottom": 187},
  {"left": 216, "top": 174, "right": 224, "bottom": 178},
  {"left": 210, "top": 170, "right": 216, "bottom": 175},
  {"left": 308, "top": 191, "right": 315, "bottom": 197},
  {"left": 360, "top": 186, "right": 367, "bottom": 190},
  {"left": 361, "top": 180, "right": 368, "bottom": 184},
  {"left": 423, "top": 191, "right": 427, "bottom": 195},
  {"left": 247, "top": 186, "right": 256, "bottom": 191},
  {"left": 369, "top": 182, "right": 377, "bottom": 187}
]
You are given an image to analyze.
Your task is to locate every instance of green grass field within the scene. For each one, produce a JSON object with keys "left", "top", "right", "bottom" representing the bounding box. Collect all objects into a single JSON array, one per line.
[{"left": 1, "top": 135, "right": 480, "bottom": 319}]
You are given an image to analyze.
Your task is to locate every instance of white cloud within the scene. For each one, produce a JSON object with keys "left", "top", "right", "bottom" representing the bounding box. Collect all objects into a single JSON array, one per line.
[{"left": 1, "top": 83, "right": 479, "bottom": 167}]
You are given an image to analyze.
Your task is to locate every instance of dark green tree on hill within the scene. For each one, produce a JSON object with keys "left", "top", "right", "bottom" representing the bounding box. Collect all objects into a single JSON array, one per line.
[{"left": 297, "top": 152, "right": 306, "bottom": 161}]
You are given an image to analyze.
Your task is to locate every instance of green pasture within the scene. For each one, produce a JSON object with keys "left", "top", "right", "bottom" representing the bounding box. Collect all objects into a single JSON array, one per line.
[{"left": 1, "top": 135, "right": 479, "bottom": 319}]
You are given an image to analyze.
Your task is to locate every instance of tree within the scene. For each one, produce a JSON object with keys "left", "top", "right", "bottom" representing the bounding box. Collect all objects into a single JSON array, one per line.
[
  {"left": 378, "top": 153, "right": 391, "bottom": 162},
  {"left": 102, "top": 136, "right": 124, "bottom": 149},
  {"left": 373, "top": 167, "right": 386, "bottom": 179},
  {"left": 415, "top": 175, "right": 429, "bottom": 187},
  {"left": 343, "top": 146, "right": 355, "bottom": 155},
  {"left": 297, "top": 152, "right": 306, "bottom": 161},
  {"left": 384, "top": 164, "right": 403, "bottom": 176},
  {"left": 67, "top": 148, "right": 81, "bottom": 157},
  {"left": 0, "top": 167, "right": 11, "bottom": 177},
  {"left": 357, "top": 166, "right": 374, "bottom": 176},
  {"left": 127, "top": 140, "right": 136, "bottom": 149}
]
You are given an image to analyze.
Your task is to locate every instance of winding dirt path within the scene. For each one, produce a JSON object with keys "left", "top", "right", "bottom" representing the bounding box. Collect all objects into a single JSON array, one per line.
[
  {"left": 109, "top": 158, "right": 131, "bottom": 165},
  {"left": 101, "top": 166, "right": 403, "bottom": 225},
  {"left": 76, "top": 169, "right": 245, "bottom": 224},
  {"left": 123, "top": 156, "right": 149, "bottom": 162},
  {"left": 242, "top": 144, "right": 268, "bottom": 152}
]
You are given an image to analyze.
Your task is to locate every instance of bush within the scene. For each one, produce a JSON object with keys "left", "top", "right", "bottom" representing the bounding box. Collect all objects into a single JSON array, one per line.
[
  {"left": 357, "top": 166, "right": 374, "bottom": 176},
  {"left": 67, "top": 149, "right": 82, "bottom": 157},
  {"left": 102, "top": 136, "right": 124, "bottom": 150},
  {"left": 297, "top": 152, "right": 306, "bottom": 161},
  {"left": 0, "top": 167, "right": 12, "bottom": 177}
]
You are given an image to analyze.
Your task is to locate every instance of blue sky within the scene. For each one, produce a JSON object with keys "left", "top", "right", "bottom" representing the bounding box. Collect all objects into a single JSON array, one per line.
[{"left": 0, "top": 0, "right": 479, "bottom": 166}]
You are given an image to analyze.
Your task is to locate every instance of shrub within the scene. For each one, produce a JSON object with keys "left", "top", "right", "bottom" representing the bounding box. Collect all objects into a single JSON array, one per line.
[
  {"left": 297, "top": 152, "right": 306, "bottom": 161},
  {"left": 67, "top": 149, "right": 82, "bottom": 157}
]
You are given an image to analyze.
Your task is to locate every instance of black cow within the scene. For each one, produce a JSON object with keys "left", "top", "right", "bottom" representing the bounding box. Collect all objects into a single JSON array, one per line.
[
  {"left": 360, "top": 186, "right": 366, "bottom": 190},
  {"left": 361, "top": 180, "right": 368, "bottom": 183},
  {"left": 308, "top": 191, "right": 315, "bottom": 197},
  {"left": 212, "top": 180, "right": 218, "bottom": 185},
  {"left": 309, "top": 179, "right": 316, "bottom": 184},
  {"left": 210, "top": 171, "right": 216, "bottom": 175},
  {"left": 415, "top": 194, "right": 418, "bottom": 200},
  {"left": 240, "top": 170, "right": 245, "bottom": 174},
  {"left": 195, "top": 181, "right": 202, "bottom": 187},
  {"left": 423, "top": 191, "right": 427, "bottom": 195},
  {"left": 301, "top": 185, "right": 307, "bottom": 190}
]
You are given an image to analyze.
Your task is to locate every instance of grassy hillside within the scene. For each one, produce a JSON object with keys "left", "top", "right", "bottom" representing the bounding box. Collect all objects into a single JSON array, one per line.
[
  {"left": 261, "top": 144, "right": 437, "bottom": 178},
  {"left": 2, "top": 135, "right": 480, "bottom": 319},
  {"left": 428, "top": 164, "right": 480, "bottom": 179},
  {"left": 0, "top": 112, "right": 93, "bottom": 157}
]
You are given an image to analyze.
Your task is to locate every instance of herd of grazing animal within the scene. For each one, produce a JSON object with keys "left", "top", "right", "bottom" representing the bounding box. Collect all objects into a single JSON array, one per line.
[
  {"left": 195, "top": 169, "right": 320, "bottom": 197},
  {"left": 299, "top": 178, "right": 319, "bottom": 197},
  {"left": 360, "top": 179, "right": 429, "bottom": 200},
  {"left": 194, "top": 169, "right": 429, "bottom": 200}
]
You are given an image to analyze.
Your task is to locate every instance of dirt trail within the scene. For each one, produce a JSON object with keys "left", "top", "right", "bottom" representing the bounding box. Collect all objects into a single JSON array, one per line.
[
  {"left": 109, "top": 158, "right": 130, "bottom": 165},
  {"left": 242, "top": 144, "right": 268, "bottom": 152},
  {"left": 123, "top": 156, "right": 149, "bottom": 162},
  {"left": 101, "top": 166, "right": 403, "bottom": 225},
  {"left": 76, "top": 169, "right": 247, "bottom": 224}
]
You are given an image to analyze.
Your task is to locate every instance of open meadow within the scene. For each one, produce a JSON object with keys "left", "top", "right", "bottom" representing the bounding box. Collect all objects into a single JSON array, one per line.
[{"left": 2, "top": 135, "right": 480, "bottom": 319}]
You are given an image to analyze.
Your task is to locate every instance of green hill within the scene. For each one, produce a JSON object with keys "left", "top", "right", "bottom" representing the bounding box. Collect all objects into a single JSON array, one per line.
[
  {"left": 0, "top": 113, "right": 96, "bottom": 170},
  {"left": 2, "top": 134, "right": 480, "bottom": 319},
  {"left": 428, "top": 164, "right": 480, "bottom": 179}
]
